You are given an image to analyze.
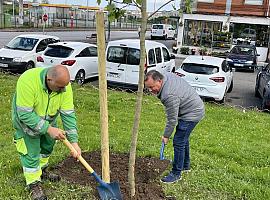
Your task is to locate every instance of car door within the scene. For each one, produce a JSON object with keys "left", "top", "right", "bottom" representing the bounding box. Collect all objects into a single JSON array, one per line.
[
  {"left": 125, "top": 47, "right": 140, "bottom": 85},
  {"left": 162, "top": 47, "right": 174, "bottom": 72},
  {"left": 258, "top": 65, "right": 270, "bottom": 95},
  {"left": 76, "top": 47, "right": 98, "bottom": 78},
  {"left": 88, "top": 46, "right": 98, "bottom": 77},
  {"left": 106, "top": 46, "right": 127, "bottom": 84}
]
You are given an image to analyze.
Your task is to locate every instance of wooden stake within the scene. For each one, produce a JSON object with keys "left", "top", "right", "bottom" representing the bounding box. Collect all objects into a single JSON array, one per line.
[{"left": 96, "top": 10, "right": 110, "bottom": 183}]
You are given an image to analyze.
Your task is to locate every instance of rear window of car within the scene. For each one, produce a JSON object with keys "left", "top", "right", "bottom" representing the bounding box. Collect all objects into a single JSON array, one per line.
[
  {"left": 181, "top": 63, "right": 219, "bottom": 75},
  {"left": 107, "top": 46, "right": 140, "bottom": 65},
  {"left": 152, "top": 25, "right": 163, "bottom": 29},
  {"left": 45, "top": 45, "right": 74, "bottom": 58}
]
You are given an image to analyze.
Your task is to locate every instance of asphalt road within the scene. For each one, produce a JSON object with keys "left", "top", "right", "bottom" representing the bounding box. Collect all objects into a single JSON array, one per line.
[
  {"left": 226, "top": 70, "right": 262, "bottom": 109},
  {"left": 0, "top": 30, "right": 263, "bottom": 110}
]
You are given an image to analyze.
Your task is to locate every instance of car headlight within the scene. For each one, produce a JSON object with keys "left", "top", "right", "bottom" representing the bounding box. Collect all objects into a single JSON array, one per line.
[
  {"left": 13, "top": 57, "right": 22, "bottom": 62},
  {"left": 245, "top": 60, "right": 253, "bottom": 64},
  {"left": 226, "top": 58, "right": 232, "bottom": 62}
]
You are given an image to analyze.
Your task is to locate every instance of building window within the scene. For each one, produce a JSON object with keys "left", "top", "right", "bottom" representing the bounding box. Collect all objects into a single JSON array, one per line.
[
  {"left": 245, "top": 0, "right": 263, "bottom": 5},
  {"left": 183, "top": 20, "right": 222, "bottom": 48},
  {"left": 198, "top": 0, "right": 214, "bottom": 2}
]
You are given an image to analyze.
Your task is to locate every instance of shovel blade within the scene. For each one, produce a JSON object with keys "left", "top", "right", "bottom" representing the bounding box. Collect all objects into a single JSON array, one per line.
[{"left": 97, "top": 182, "right": 122, "bottom": 200}]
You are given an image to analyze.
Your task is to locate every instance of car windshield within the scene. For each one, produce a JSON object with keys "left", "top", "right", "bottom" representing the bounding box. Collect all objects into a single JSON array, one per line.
[
  {"left": 107, "top": 46, "right": 140, "bottom": 65},
  {"left": 44, "top": 45, "right": 74, "bottom": 58},
  {"left": 5, "top": 37, "right": 39, "bottom": 51},
  {"left": 152, "top": 25, "right": 163, "bottom": 29},
  {"left": 182, "top": 63, "right": 219, "bottom": 75},
  {"left": 231, "top": 46, "right": 254, "bottom": 55}
]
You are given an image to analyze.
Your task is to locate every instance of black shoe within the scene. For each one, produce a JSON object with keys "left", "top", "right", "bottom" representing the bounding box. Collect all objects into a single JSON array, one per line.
[
  {"left": 41, "top": 168, "right": 61, "bottom": 182},
  {"left": 29, "top": 182, "right": 48, "bottom": 200}
]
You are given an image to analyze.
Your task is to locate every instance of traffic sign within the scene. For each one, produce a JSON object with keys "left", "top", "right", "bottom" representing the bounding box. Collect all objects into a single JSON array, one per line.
[{"left": 43, "top": 14, "right": 48, "bottom": 22}]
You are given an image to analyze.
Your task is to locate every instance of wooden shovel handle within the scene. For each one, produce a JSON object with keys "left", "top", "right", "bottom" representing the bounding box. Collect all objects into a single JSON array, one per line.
[{"left": 62, "top": 138, "right": 95, "bottom": 174}]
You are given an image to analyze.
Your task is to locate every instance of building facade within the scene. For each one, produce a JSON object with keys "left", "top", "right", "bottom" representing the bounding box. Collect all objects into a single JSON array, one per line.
[{"left": 177, "top": 0, "right": 270, "bottom": 61}]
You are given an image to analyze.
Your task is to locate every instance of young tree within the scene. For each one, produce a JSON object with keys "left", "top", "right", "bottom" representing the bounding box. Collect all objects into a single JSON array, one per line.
[{"left": 96, "top": 0, "right": 179, "bottom": 197}]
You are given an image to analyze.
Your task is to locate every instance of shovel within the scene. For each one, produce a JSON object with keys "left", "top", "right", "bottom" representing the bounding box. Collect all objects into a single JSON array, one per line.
[
  {"left": 159, "top": 141, "right": 172, "bottom": 162},
  {"left": 159, "top": 141, "right": 166, "bottom": 160},
  {"left": 63, "top": 138, "right": 122, "bottom": 200}
]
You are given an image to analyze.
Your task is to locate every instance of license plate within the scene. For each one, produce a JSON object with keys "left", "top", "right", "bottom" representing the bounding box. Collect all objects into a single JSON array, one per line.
[
  {"left": 107, "top": 72, "right": 120, "bottom": 78},
  {"left": 192, "top": 86, "right": 205, "bottom": 92},
  {"left": 0, "top": 63, "right": 8, "bottom": 68},
  {"left": 234, "top": 63, "right": 243, "bottom": 67}
]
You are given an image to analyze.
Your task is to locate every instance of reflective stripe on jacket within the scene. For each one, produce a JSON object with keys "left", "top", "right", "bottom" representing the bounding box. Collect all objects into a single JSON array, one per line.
[{"left": 12, "top": 67, "right": 78, "bottom": 143}]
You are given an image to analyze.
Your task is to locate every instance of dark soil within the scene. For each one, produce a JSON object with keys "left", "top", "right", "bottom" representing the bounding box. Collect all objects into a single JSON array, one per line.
[{"left": 53, "top": 151, "right": 175, "bottom": 200}]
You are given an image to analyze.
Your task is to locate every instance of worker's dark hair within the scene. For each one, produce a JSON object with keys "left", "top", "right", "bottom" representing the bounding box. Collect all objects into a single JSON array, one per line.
[{"left": 144, "top": 70, "right": 164, "bottom": 82}]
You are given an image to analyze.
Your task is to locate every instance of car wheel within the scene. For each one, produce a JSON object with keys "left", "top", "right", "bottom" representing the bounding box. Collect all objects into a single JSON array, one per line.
[
  {"left": 25, "top": 61, "right": 35, "bottom": 71},
  {"left": 151, "top": 35, "right": 153, "bottom": 40},
  {"left": 75, "top": 70, "right": 85, "bottom": 85},
  {"left": 164, "top": 35, "right": 167, "bottom": 40},
  {"left": 227, "top": 79, "right": 233, "bottom": 93}
]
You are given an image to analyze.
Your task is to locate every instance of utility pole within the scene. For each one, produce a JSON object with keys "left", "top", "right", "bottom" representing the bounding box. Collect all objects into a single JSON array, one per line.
[
  {"left": 18, "top": 0, "right": 23, "bottom": 25},
  {"left": 0, "top": 0, "right": 3, "bottom": 28}
]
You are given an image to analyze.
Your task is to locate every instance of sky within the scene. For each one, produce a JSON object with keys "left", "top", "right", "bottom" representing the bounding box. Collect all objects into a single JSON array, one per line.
[{"left": 41, "top": 0, "right": 180, "bottom": 12}]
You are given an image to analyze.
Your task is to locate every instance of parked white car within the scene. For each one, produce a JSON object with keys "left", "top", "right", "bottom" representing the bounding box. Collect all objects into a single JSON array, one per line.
[
  {"left": 106, "top": 39, "right": 176, "bottom": 89},
  {"left": 150, "top": 24, "right": 175, "bottom": 40},
  {"left": 37, "top": 42, "right": 98, "bottom": 85},
  {"left": 0, "top": 34, "right": 60, "bottom": 73},
  {"left": 175, "top": 56, "right": 233, "bottom": 102}
]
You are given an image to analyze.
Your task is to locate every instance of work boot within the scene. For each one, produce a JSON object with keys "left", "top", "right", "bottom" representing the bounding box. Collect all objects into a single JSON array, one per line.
[
  {"left": 41, "top": 168, "right": 61, "bottom": 182},
  {"left": 29, "top": 182, "right": 47, "bottom": 200}
]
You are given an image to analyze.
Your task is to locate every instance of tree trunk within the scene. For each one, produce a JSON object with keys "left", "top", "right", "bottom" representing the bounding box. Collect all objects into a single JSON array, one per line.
[{"left": 128, "top": 0, "right": 147, "bottom": 198}]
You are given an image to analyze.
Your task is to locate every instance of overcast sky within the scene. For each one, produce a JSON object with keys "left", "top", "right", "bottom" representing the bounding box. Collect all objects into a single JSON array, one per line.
[{"left": 44, "top": 0, "right": 180, "bottom": 12}]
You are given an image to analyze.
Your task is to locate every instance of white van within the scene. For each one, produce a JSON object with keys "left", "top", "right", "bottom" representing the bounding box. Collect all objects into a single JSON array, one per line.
[
  {"left": 151, "top": 24, "right": 175, "bottom": 40},
  {"left": 0, "top": 34, "right": 60, "bottom": 73},
  {"left": 106, "top": 39, "right": 176, "bottom": 89}
]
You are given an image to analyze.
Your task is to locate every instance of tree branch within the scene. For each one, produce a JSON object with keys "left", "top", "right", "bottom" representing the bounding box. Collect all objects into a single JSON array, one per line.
[{"left": 148, "top": 0, "right": 175, "bottom": 19}]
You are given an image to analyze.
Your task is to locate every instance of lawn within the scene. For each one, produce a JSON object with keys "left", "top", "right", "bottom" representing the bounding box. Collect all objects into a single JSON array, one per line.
[{"left": 0, "top": 72, "right": 269, "bottom": 199}]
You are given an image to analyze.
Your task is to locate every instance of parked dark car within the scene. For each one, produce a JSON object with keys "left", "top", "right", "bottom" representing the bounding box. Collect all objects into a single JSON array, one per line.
[
  {"left": 226, "top": 45, "right": 259, "bottom": 72},
  {"left": 255, "top": 64, "right": 270, "bottom": 109}
]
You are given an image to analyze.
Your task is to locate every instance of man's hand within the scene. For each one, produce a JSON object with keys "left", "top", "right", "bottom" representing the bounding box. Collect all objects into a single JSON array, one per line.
[
  {"left": 47, "top": 127, "right": 66, "bottom": 140},
  {"left": 70, "top": 142, "right": 81, "bottom": 159},
  {"left": 161, "top": 136, "right": 169, "bottom": 144}
]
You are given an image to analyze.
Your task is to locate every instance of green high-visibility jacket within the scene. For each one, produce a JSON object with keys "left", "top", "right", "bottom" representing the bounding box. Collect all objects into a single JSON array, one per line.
[{"left": 12, "top": 67, "right": 78, "bottom": 143}]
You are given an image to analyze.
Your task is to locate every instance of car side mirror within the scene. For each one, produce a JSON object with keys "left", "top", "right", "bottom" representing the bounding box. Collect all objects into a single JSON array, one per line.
[
  {"left": 170, "top": 54, "right": 175, "bottom": 60},
  {"left": 257, "top": 54, "right": 260, "bottom": 56}
]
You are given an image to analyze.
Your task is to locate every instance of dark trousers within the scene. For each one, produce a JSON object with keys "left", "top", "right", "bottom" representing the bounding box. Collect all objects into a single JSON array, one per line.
[{"left": 172, "top": 119, "right": 198, "bottom": 176}]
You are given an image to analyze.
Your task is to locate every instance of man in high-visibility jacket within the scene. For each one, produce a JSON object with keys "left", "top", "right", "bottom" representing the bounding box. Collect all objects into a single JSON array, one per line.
[{"left": 12, "top": 65, "right": 81, "bottom": 200}]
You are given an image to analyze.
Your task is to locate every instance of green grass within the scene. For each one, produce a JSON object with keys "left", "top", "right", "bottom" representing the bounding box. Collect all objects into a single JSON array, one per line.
[{"left": 0, "top": 72, "right": 269, "bottom": 199}]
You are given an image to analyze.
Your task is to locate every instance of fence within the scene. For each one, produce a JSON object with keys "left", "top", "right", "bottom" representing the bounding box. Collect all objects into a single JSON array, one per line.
[{"left": 0, "top": 13, "right": 150, "bottom": 30}]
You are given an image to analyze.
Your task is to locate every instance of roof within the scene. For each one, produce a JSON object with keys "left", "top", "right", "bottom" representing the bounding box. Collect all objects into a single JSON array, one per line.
[
  {"left": 107, "top": 39, "right": 166, "bottom": 50},
  {"left": 183, "top": 56, "right": 225, "bottom": 67},
  {"left": 15, "top": 34, "right": 59, "bottom": 40},
  {"left": 49, "top": 41, "right": 96, "bottom": 49}
]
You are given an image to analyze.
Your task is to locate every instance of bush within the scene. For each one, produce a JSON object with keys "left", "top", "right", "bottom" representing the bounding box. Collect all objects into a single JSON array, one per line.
[{"left": 180, "top": 47, "right": 190, "bottom": 55}]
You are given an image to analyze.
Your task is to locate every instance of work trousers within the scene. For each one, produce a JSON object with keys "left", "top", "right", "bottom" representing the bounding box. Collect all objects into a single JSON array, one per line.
[{"left": 14, "top": 130, "right": 55, "bottom": 185}]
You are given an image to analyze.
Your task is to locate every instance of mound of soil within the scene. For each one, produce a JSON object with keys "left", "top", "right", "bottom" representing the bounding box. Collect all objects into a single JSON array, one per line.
[{"left": 53, "top": 151, "right": 174, "bottom": 200}]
